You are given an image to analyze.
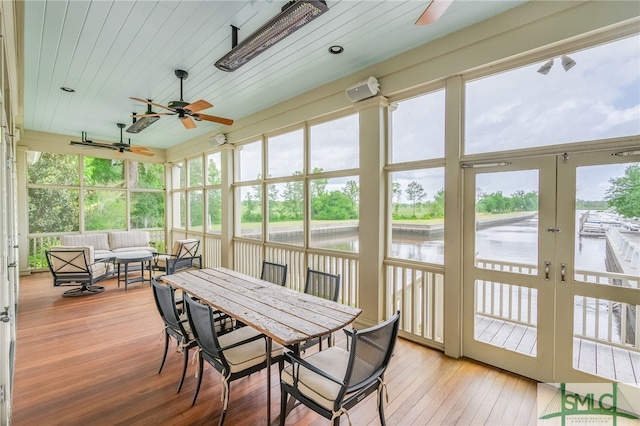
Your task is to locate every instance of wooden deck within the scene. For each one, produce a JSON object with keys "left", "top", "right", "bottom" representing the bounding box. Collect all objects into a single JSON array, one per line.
[
  {"left": 13, "top": 272, "right": 539, "bottom": 425},
  {"left": 476, "top": 315, "right": 640, "bottom": 386}
]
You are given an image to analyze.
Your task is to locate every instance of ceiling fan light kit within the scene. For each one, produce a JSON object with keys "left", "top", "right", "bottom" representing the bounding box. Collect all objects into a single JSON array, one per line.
[{"left": 214, "top": 0, "right": 329, "bottom": 72}]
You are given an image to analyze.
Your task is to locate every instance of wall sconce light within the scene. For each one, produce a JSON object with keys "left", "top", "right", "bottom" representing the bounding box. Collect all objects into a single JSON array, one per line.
[
  {"left": 561, "top": 55, "right": 576, "bottom": 71},
  {"left": 537, "top": 55, "right": 577, "bottom": 75},
  {"left": 215, "top": 0, "right": 329, "bottom": 72},
  {"left": 537, "top": 59, "right": 554, "bottom": 75}
]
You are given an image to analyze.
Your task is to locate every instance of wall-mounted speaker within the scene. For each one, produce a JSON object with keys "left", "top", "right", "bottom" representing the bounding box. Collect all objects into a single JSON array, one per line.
[
  {"left": 209, "top": 133, "right": 227, "bottom": 145},
  {"left": 345, "top": 76, "right": 380, "bottom": 102}
]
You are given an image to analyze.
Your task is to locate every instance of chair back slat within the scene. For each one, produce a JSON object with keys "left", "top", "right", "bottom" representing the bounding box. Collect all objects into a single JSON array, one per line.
[
  {"left": 261, "top": 261, "right": 288, "bottom": 286},
  {"left": 304, "top": 268, "right": 340, "bottom": 302}
]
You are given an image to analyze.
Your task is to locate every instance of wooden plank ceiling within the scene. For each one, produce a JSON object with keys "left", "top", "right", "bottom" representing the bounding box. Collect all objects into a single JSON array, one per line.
[{"left": 23, "top": 0, "right": 527, "bottom": 150}]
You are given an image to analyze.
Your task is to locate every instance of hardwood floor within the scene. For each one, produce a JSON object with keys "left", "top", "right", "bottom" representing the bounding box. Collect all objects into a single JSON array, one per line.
[{"left": 12, "top": 272, "right": 539, "bottom": 425}]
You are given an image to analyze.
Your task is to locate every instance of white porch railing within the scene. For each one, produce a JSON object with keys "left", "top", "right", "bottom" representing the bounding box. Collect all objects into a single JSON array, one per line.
[
  {"left": 475, "top": 258, "right": 640, "bottom": 352},
  {"left": 232, "top": 239, "right": 359, "bottom": 306},
  {"left": 385, "top": 260, "right": 445, "bottom": 348}
]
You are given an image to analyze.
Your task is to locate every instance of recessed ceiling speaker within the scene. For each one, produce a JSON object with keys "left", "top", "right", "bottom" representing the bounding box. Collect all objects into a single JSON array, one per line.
[{"left": 345, "top": 76, "right": 380, "bottom": 102}]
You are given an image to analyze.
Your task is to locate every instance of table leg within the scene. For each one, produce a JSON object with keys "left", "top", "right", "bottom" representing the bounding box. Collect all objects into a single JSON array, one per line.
[
  {"left": 124, "top": 263, "right": 129, "bottom": 291},
  {"left": 117, "top": 263, "right": 122, "bottom": 288},
  {"left": 267, "top": 337, "right": 272, "bottom": 425}
]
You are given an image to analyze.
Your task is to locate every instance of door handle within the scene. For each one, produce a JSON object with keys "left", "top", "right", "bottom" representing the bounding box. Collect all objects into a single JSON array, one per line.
[
  {"left": 560, "top": 263, "right": 566, "bottom": 283},
  {"left": 544, "top": 261, "right": 550, "bottom": 280}
]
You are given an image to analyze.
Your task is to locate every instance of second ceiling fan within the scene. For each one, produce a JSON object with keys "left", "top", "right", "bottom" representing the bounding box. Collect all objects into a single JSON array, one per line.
[{"left": 130, "top": 69, "right": 234, "bottom": 130}]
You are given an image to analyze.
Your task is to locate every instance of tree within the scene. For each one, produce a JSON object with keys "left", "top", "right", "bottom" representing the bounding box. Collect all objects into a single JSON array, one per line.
[
  {"left": 343, "top": 180, "right": 359, "bottom": 208},
  {"left": 310, "top": 168, "right": 328, "bottom": 199},
  {"left": 426, "top": 188, "right": 445, "bottom": 218},
  {"left": 605, "top": 164, "right": 640, "bottom": 218},
  {"left": 392, "top": 182, "right": 402, "bottom": 214},
  {"left": 406, "top": 181, "right": 426, "bottom": 216},
  {"left": 282, "top": 172, "right": 304, "bottom": 220},
  {"left": 312, "top": 191, "right": 358, "bottom": 220}
]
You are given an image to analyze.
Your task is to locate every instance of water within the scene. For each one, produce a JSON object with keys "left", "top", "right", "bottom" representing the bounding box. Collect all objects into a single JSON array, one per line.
[{"left": 310, "top": 215, "right": 608, "bottom": 272}]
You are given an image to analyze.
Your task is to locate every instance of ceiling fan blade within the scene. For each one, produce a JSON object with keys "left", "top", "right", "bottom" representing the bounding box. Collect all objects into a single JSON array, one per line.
[
  {"left": 180, "top": 116, "right": 197, "bottom": 129},
  {"left": 129, "top": 97, "right": 173, "bottom": 111},
  {"left": 415, "top": 0, "right": 453, "bottom": 25},
  {"left": 128, "top": 148, "right": 154, "bottom": 157},
  {"left": 185, "top": 99, "right": 213, "bottom": 113},
  {"left": 193, "top": 113, "right": 234, "bottom": 126}
]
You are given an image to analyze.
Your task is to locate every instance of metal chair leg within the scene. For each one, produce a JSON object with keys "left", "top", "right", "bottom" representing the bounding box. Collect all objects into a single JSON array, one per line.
[
  {"left": 177, "top": 346, "right": 189, "bottom": 393},
  {"left": 158, "top": 333, "right": 169, "bottom": 374}
]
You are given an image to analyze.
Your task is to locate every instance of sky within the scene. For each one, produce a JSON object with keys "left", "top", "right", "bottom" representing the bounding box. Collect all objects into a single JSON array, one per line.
[{"left": 235, "top": 33, "right": 639, "bottom": 203}]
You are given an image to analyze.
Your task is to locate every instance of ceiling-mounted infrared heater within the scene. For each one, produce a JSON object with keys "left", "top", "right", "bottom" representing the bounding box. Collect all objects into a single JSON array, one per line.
[{"left": 215, "top": 0, "right": 329, "bottom": 72}]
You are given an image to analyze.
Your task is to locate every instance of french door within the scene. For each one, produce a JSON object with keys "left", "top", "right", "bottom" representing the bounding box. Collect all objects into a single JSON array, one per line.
[{"left": 463, "top": 149, "right": 640, "bottom": 384}]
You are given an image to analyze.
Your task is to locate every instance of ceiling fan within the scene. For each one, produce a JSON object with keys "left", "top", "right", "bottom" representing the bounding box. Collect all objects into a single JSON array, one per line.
[
  {"left": 70, "top": 124, "right": 154, "bottom": 156},
  {"left": 415, "top": 0, "right": 453, "bottom": 25},
  {"left": 130, "top": 69, "right": 234, "bottom": 130}
]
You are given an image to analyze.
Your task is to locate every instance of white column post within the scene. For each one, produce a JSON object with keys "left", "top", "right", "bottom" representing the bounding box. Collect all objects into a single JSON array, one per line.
[{"left": 354, "top": 95, "right": 388, "bottom": 327}]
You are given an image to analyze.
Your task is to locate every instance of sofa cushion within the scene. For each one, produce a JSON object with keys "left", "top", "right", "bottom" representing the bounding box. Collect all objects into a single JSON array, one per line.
[
  {"left": 109, "top": 231, "right": 156, "bottom": 253},
  {"left": 61, "top": 234, "right": 110, "bottom": 251},
  {"left": 111, "top": 246, "right": 156, "bottom": 254}
]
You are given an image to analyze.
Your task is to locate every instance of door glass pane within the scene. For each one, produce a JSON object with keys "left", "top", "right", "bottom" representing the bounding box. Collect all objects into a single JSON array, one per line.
[
  {"left": 573, "top": 295, "right": 639, "bottom": 383},
  {"left": 475, "top": 279, "right": 537, "bottom": 357},
  {"left": 475, "top": 170, "right": 539, "bottom": 275},
  {"left": 575, "top": 162, "right": 640, "bottom": 286}
]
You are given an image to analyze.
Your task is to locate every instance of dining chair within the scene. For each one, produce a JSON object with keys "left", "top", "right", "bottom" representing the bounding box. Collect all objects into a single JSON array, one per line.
[
  {"left": 279, "top": 311, "right": 401, "bottom": 426},
  {"left": 261, "top": 260, "right": 288, "bottom": 286},
  {"left": 151, "top": 278, "right": 198, "bottom": 393},
  {"left": 299, "top": 268, "right": 341, "bottom": 351},
  {"left": 184, "top": 294, "right": 285, "bottom": 425}
]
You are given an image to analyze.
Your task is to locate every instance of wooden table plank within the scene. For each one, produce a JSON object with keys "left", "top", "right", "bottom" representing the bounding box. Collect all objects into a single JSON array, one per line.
[
  {"left": 159, "top": 267, "right": 361, "bottom": 347},
  {"left": 194, "top": 268, "right": 358, "bottom": 329}
]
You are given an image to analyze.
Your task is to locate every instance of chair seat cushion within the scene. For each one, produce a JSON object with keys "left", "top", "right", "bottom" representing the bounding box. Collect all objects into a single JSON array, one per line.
[
  {"left": 218, "top": 327, "right": 283, "bottom": 373},
  {"left": 281, "top": 346, "right": 351, "bottom": 410}
]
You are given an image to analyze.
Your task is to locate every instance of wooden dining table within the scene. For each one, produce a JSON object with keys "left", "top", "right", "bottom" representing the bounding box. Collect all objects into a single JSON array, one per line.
[{"left": 158, "top": 267, "right": 362, "bottom": 423}]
